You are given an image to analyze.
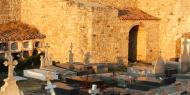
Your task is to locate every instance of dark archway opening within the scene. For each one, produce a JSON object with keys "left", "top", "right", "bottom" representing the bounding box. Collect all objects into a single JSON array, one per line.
[{"left": 128, "top": 25, "right": 139, "bottom": 62}]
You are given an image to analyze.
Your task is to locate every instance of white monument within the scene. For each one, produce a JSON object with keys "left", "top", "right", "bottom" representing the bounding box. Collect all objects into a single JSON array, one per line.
[
  {"left": 24, "top": 43, "right": 58, "bottom": 81},
  {"left": 0, "top": 52, "right": 24, "bottom": 95},
  {"left": 40, "top": 43, "right": 52, "bottom": 69},
  {"left": 153, "top": 51, "right": 165, "bottom": 74},
  {"left": 180, "top": 38, "right": 189, "bottom": 73},
  {"left": 88, "top": 84, "right": 100, "bottom": 95},
  {"left": 45, "top": 72, "right": 56, "bottom": 95}
]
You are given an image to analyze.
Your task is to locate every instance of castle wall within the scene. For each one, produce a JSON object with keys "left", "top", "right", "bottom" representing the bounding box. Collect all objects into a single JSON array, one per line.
[
  {"left": 20, "top": 0, "right": 160, "bottom": 64},
  {"left": 137, "top": 0, "right": 190, "bottom": 61},
  {"left": 21, "top": 0, "right": 93, "bottom": 63},
  {"left": 0, "top": 0, "right": 20, "bottom": 24},
  {"left": 2, "top": 0, "right": 190, "bottom": 63},
  {"left": 90, "top": 7, "right": 129, "bottom": 64}
]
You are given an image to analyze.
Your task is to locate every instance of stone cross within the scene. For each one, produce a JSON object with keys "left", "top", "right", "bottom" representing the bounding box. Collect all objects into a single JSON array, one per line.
[
  {"left": 45, "top": 72, "right": 56, "bottom": 95},
  {"left": 88, "top": 84, "right": 100, "bottom": 95},
  {"left": 69, "top": 43, "right": 74, "bottom": 64},
  {"left": 0, "top": 52, "right": 23, "bottom": 95},
  {"left": 3, "top": 53, "right": 18, "bottom": 79},
  {"left": 45, "top": 43, "right": 50, "bottom": 59},
  {"left": 44, "top": 43, "right": 52, "bottom": 67}
]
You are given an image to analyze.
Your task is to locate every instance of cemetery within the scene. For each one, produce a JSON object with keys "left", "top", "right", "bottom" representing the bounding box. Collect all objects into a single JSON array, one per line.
[
  {"left": 0, "top": 39, "right": 190, "bottom": 95},
  {"left": 2, "top": 0, "right": 190, "bottom": 95}
]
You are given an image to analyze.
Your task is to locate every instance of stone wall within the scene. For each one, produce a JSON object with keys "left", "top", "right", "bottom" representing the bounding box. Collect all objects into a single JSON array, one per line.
[
  {"left": 0, "top": 0, "right": 20, "bottom": 24},
  {"left": 19, "top": 0, "right": 160, "bottom": 64},
  {"left": 90, "top": 7, "right": 128, "bottom": 64},
  {"left": 21, "top": 0, "right": 94, "bottom": 63},
  {"left": 2, "top": 0, "right": 190, "bottom": 64},
  {"left": 120, "top": 20, "right": 160, "bottom": 63},
  {"left": 137, "top": 0, "right": 190, "bottom": 61}
]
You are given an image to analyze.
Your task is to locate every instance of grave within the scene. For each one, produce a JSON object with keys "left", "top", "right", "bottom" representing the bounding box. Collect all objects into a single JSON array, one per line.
[
  {"left": 180, "top": 38, "right": 189, "bottom": 73},
  {"left": 88, "top": 84, "right": 100, "bottom": 95},
  {"left": 0, "top": 52, "right": 24, "bottom": 95},
  {"left": 24, "top": 43, "right": 59, "bottom": 80},
  {"left": 53, "top": 82, "right": 79, "bottom": 95},
  {"left": 66, "top": 75, "right": 103, "bottom": 87},
  {"left": 23, "top": 69, "right": 58, "bottom": 81},
  {"left": 152, "top": 52, "right": 165, "bottom": 74}
]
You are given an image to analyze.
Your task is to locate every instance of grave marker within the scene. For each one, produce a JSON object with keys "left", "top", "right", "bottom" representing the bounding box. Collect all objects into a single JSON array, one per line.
[
  {"left": 0, "top": 52, "right": 24, "bottom": 95},
  {"left": 88, "top": 84, "right": 100, "bottom": 95}
]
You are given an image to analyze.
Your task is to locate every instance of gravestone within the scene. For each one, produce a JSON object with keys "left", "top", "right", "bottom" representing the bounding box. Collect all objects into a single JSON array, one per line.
[
  {"left": 45, "top": 43, "right": 52, "bottom": 66},
  {"left": 0, "top": 53, "right": 24, "bottom": 95},
  {"left": 180, "top": 38, "right": 189, "bottom": 73},
  {"left": 84, "top": 52, "right": 90, "bottom": 65},
  {"left": 40, "top": 43, "right": 52, "bottom": 69},
  {"left": 69, "top": 43, "right": 74, "bottom": 64},
  {"left": 88, "top": 84, "right": 100, "bottom": 95},
  {"left": 153, "top": 52, "right": 165, "bottom": 74},
  {"left": 24, "top": 43, "right": 58, "bottom": 81}
]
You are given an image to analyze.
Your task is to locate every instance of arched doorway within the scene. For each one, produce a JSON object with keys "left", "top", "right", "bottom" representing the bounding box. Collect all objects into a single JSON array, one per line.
[
  {"left": 128, "top": 25, "right": 147, "bottom": 62},
  {"left": 128, "top": 25, "right": 139, "bottom": 62}
]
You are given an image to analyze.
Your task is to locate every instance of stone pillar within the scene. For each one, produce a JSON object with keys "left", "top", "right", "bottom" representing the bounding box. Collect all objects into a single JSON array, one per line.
[
  {"left": 180, "top": 38, "right": 189, "bottom": 73},
  {"left": 69, "top": 43, "right": 74, "bottom": 64}
]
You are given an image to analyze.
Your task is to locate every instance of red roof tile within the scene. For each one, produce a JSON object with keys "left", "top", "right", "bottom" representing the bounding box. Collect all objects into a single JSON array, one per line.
[
  {"left": 119, "top": 7, "right": 159, "bottom": 20},
  {"left": 0, "top": 22, "right": 46, "bottom": 41}
]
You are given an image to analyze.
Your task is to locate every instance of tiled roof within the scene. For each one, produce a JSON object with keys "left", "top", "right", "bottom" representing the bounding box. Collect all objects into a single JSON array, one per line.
[
  {"left": 0, "top": 22, "right": 46, "bottom": 41},
  {"left": 182, "top": 33, "right": 190, "bottom": 38},
  {"left": 119, "top": 7, "right": 159, "bottom": 20}
]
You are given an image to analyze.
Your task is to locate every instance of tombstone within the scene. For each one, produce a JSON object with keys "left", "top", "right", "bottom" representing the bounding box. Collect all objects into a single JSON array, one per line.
[
  {"left": 180, "top": 38, "right": 189, "bottom": 73},
  {"left": 45, "top": 72, "right": 56, "bottom": 95},
  {"left": 153, "top": 51, "right": 165, "bottom": 74},
  {"left": 88, "top": 84, "right": 100, "bottom": 95},
  {"left": 40, "top": 55, "right": 45, "bottom": 69},
  {"left": 69, "top": 43, "right": 74, "bottom": 64},
  {"left": 44, "top": 43, "right": 52, "bottom": 67},
  {"left": 0, "top": 53, "right": 24, "bottom": 95},
  {"left": 84, "top": 52, "right": 90, "bottom": 65}
]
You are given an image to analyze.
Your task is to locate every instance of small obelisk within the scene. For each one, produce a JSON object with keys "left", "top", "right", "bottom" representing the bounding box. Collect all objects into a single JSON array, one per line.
[
  {"left": 180, "top": 38, "right": 189, "bottom": 73},
  {"left": 40, "top": 43, "right": 52, "bottom": 69},
  {"left": 69, "top": 43, "right": 74, "bottom": 64}
]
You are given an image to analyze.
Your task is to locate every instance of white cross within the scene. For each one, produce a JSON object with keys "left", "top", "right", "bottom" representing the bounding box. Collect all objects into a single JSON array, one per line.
[
  {"left": 45, "top": 43, "right": 50, "bottom": 59},
  {"left": 88, "top": 84, "right": 100, "bottom": 95},
  {"left": 43, "top": 43, "right": 52, "bottom": 66},
  {"left": 4, "top": 52, "right": 18, "bottom": 79},
  {"left": 45, "top": 72, "right": 56, "bottom": 95}
]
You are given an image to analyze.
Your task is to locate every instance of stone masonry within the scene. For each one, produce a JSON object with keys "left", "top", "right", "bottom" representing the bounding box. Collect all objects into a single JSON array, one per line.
[{"left": 1, "top": 0, "right": 190, "bottom": 65}]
